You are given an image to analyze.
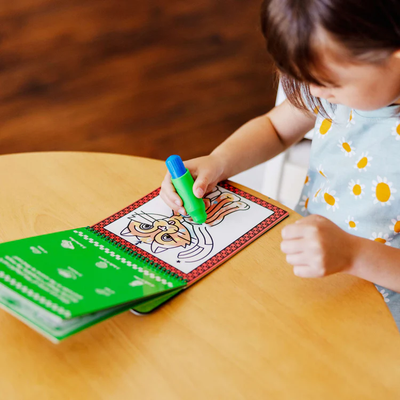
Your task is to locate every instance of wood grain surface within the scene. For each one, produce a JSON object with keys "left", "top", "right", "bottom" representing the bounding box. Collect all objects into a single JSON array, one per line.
[
  {"left": 0, "top": 151, "right": 400, "bottom": 400},
  {"left": 0, "top": 1, "right": 275, "bottom": 160}
]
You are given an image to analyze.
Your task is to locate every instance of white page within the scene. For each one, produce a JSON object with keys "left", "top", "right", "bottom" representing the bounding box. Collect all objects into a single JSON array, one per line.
[{"left": 104, "top": 186, "right": 274, "bottom": 274}]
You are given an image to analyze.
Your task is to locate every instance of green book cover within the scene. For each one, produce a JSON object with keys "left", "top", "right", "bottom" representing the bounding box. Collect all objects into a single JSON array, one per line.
[
  {"left": 0, "top": 227, "right": 186, "bottom": 342},
  {"left": 0, "top": 182, "right": 288, "bottom": 342}
]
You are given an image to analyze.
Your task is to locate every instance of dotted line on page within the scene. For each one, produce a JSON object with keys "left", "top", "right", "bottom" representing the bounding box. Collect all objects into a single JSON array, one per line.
[
  {"left": 74, "top": 230, "right": 175, "bottom": 288},
  {"left": 0, "top": 270, "right": 71, "bottom": 318}
]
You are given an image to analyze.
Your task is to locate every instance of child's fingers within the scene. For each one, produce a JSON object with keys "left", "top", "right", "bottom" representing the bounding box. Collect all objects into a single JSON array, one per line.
[
  {"left": 160, "top": 173, "right": 186, "bottom": 214},
  {"left": 159, "top": 189, "right": 179, "bottom": 212},
  {"left": 281, "top": 223, "right": 308, "bottom": 240},
  {"left": 192, "top": 169, "right": 215, "bottom": 199},
  {"left": 280, "top": 238, "right": 305, "bottom": 255},
  {"left": 160, "top": 189, "right": 186, "bottom": 215},
  {"left": 285, "top": 253, "right": 309, "bottom": 267},
  {"left": 161, "top": 172, "right": 180, "bottom": 204},
  {"left": 183, "top": 159, "right": 208, "bottom": 198},
  {"left": 293, "top": 266, "right": 317, "bottom": 278}
]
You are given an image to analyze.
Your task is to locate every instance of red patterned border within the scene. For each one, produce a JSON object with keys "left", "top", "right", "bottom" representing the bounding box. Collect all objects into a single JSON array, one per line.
[{"left": 91, "top": 182, "right": 289, "bottom": 285}]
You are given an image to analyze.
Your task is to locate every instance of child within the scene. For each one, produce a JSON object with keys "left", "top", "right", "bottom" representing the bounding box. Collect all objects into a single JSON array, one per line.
[{"left": 160, "top": 0, "right": 400, "bottom": 329}]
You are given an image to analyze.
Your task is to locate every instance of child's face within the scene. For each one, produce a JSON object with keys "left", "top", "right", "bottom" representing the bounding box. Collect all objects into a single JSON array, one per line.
[{"left": 308, "top": 40, "right": 400, "bottom": 111}]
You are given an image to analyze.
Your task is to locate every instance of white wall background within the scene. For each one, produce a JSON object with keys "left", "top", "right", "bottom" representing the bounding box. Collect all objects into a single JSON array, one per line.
[{"left": 231, "top": 82, "right": 312, "bottom": 210}]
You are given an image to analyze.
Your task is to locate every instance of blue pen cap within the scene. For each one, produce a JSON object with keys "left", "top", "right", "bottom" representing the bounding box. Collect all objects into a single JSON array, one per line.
[{"left": 166, "top": 155, "right": 187, "bottom": 179}]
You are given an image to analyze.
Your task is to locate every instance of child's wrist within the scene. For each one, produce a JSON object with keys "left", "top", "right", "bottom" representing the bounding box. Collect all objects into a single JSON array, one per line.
[
  {"left": 343, "top": 234, "right": 364, "bottom": 277},
  {"left": 209, "top": 150, "right": 232, "bottom": 181}
]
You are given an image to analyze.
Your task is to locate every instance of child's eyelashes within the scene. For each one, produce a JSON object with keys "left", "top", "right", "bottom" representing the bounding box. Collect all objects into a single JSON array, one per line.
[{"left": 309, "top": 80, "right": 341, "bottom": 90}]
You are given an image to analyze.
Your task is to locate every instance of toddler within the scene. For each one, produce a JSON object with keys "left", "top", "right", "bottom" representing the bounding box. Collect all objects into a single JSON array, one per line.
[{"left": 161, "top": 0, "right": 400, "bottom": 329}]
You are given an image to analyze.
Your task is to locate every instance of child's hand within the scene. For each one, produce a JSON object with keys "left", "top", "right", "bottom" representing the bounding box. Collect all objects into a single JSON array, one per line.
[
  {"left": 160, "top": 154, "right": 225, "bottom": 214},
  {"left": 280, "top": 215, "right": 358, "bottom": 278}
]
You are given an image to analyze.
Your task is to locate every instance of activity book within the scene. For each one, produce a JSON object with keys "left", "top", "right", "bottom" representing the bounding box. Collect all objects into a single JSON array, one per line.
[{"left": 0, "top": 182, "right": 288, "bottom": 342}]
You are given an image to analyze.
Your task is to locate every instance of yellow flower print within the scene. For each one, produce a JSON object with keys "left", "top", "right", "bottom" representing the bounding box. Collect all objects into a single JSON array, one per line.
[
  {"left": 389, "top": 216, "right": 400, "bottom": 235},
  {"left": 370, "top": 232, "right": 392, "bottom": 246},
  {"left": 346, "top": 109, "right": 355, "bottom": 127},
  {"left": 348, "top": 179, "right": 365, "bottom": 200},
  {"left": 312, "top": 184, "right": 324, "bottom": 203},
  {"left": 323, "top": 188, "right": 339, "bottom": 211},
  {"left": 354, "top": 152, "right": 372, "bottom": 172},
  {"left": 345, "top": 216, "right": 358, "bottom": 231},
  {"left": 391, "top": 120, "right": 400, "bottom": 141},
  {"left": 304, "top": 175, "right": 311, "bottom": 186},
  {"left": 317, "top": 116, "right": 334, "bottom": 138},
  {"left": 316, "top": 164, "right": 328, "bottom": 179},
  {"left": 338, "top": 137, "right": 356, "bottom": 157},
  {"left": 299, "top": 194, "right": 310, "bottom": 212},
  {"left": 372, "top": 176, "right": 396, "bottom": 206}
]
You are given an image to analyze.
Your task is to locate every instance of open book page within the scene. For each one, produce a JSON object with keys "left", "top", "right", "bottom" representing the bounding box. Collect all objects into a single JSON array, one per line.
[{"left": 93, "top": 182, "right": 289, "bottom": 285}]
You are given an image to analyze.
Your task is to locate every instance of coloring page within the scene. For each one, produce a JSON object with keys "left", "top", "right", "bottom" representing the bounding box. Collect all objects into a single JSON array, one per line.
[{"left": 104, "top": 186, "right": 274, "bottom": 274}]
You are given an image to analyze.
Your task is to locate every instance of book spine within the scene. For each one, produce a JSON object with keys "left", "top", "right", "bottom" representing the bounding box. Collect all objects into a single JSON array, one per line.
[{"left": 85, "top": 227, "right": 186, "bottom": 282}]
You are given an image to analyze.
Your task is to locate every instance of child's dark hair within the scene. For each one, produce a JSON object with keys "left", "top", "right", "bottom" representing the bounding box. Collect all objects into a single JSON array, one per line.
[{"left": 261, "top": 0, "right": 400, "bottom": 113}]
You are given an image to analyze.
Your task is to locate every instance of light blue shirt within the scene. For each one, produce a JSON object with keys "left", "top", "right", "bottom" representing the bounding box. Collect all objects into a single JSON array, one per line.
[{"left": 295, "top": 100, "right": 400, "bottom": 329}]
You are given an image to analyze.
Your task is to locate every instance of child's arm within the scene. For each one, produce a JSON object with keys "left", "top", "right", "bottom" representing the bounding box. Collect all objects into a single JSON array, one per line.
[
  {"left": 161, "top": 100, "right": 316, "bottom": 213},
  {"left": 210, "top": 99, "right": 316, "bottom": 179},
  {"left": 281, "top": 215, "right": 400, "bottom": 292}
]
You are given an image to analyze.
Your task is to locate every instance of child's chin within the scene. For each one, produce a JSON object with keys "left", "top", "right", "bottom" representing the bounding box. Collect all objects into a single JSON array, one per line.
[{"left": 326, "top": 96, "right": 338, "bottom": 104}]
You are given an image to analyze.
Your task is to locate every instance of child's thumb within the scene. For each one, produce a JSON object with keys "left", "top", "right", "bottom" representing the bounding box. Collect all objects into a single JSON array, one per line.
[{"left": 193, "top": 173, "right": 210, "bottom": 198}]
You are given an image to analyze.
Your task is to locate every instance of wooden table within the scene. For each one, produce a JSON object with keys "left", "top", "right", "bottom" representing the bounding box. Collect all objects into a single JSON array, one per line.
[{"left": 1, "top": 152, "right": 400, "bottom": 400}]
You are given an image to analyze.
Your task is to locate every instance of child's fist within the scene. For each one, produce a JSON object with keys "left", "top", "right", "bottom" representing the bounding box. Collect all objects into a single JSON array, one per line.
[{"left": 280, "top": 214, "right": 358, "bottom": 278}]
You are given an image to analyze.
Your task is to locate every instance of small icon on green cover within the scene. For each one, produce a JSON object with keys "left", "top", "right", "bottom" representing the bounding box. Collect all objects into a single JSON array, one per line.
[
  {"left": 129, "top": 280, "right": 144, "bottom": 287},
  {"left": 30, "top": 246, "right": 41, "bottom": 254},
  {"left": 61, "top": 240, "right": 75, "bottom": 250},
  {"left": 57, "top": 267, "right": 82, "bottom": 279},
  {"left": 95, "top": 261, "right": 108, "bottom": 269},
  {"left": 95, "top": 287, "right": 115, "bottom": 296}
]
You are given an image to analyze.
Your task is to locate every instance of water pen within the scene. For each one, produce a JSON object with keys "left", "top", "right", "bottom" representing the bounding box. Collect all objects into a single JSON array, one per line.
[{"left": 166, "top": 155, "right": 207, "bottom": 224}]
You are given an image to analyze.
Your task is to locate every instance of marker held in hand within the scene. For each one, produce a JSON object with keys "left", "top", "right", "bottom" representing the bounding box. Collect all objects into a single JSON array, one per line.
[{"left": 166, "top": 155, "right": 207, "bottom": 224}]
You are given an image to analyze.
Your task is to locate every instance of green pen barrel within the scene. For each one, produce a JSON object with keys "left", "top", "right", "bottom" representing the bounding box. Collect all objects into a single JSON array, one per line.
[{"left": 171, "top": 169, "right": 207, "bottom": 224}]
